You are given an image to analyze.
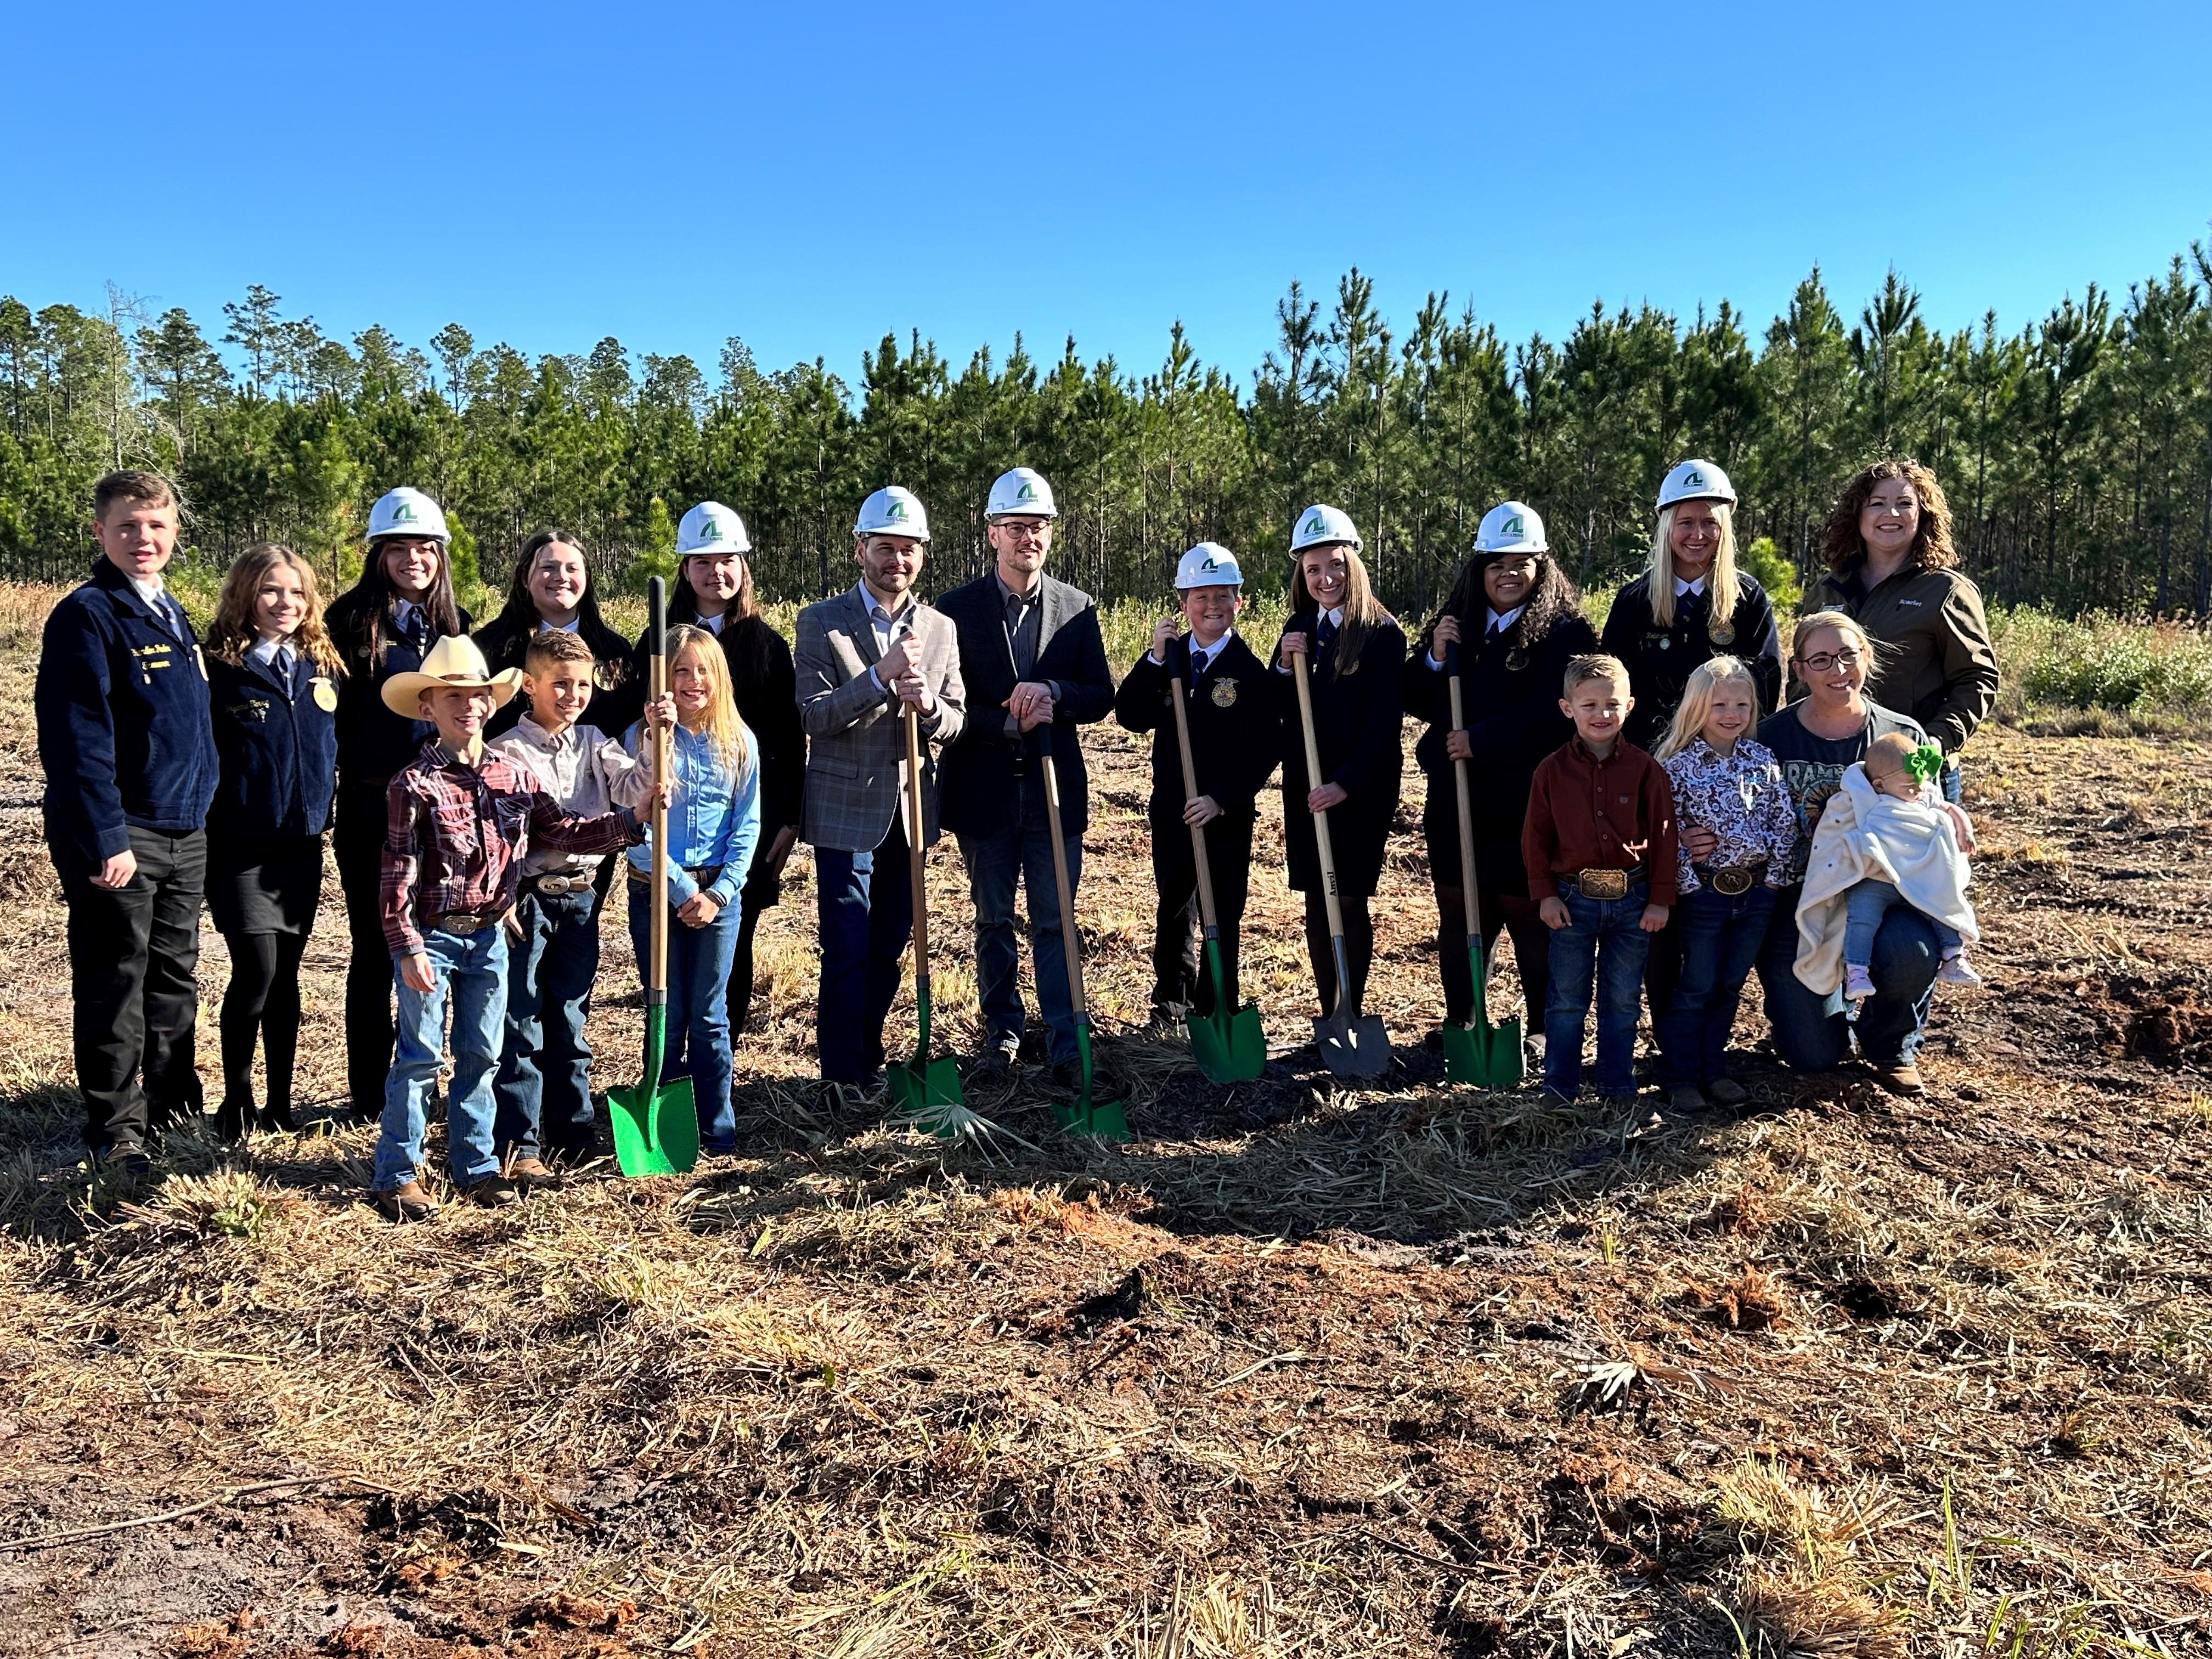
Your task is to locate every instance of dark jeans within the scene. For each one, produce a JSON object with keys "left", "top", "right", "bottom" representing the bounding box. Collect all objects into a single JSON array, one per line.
[
  {"left": 219, "top": 930, "right": 308, "bottom": 1125},
  {"left": 52, "top": 825, "right": 207, "bottom": 1158},
  {"left": 958, "top": 778, "right": 1082, "bottom": 1064},
  {"left": 1302, "top": 888, "right": 1374, "bottom": 1018},
  {"left": 1436, "top": 885, "right": 1550, "bottom": 1026},
  {"left": 494, "top": 885, "right": 601, "bottom": 1160},
  {"left": 1757, "top": 883, "right": 1938, "bottom": 1070},
  {"left": 1150, "top": 810, "right": 1251, "bottom": 1018},
  {"left": 1655, "top": 881, "right": 1776, "bottom": 1086},
  {"left": 334, "top": 781, "right": 396, "bottom": 1113},
  {"left": 815, "top": 820, "right": 915, "bottom": 1087},
  {"left": 1543, "top": 884, "right": 1654, "bottom": 1097},
  {"left": 629, "top": 882, "right": 741, "bottom": 1150}
]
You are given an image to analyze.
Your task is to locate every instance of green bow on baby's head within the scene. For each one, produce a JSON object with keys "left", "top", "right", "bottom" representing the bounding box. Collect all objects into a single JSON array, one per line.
[{"left": 1902, "top": 744, "right": 1946, "bottom": 785}]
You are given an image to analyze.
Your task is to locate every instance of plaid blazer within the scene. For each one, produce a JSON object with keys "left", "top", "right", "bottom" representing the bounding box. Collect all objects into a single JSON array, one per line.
[{"left": 797, "top": 586, "right": 968, "bottom": 853}]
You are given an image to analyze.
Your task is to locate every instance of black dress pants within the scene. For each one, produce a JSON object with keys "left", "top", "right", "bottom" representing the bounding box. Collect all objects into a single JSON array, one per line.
[
  {"left": 52, "top": 825, "right": 207, "bottom": 1158},
  {"left": 1150, "top": 810, "right": 1251, "bottom": 1018},
  {"left": 1436, "top": 885, "right": 1552, "bottom": 1029},
  {"left": 219, "top": 930, "right": 309, "bottom": 1132},
  {"left": 332, "top": 781, "right": 395, "bottom": 1114}
]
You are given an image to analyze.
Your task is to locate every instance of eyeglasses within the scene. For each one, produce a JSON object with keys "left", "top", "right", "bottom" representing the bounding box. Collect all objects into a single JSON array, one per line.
[
  {"left": 1798, "top": 648, "right": 1863, "bottom": 673},
  {"left": 995, "top": 520, "right": 1050, "bottom": 541}
]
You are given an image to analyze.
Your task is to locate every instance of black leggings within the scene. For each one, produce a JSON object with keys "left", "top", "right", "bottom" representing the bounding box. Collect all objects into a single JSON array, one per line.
[
  {"left": 1435, "top": 885, "right": 1551, "bottom": 1028},
  {"left": 1302, "top": 889, "right": 1375, "bottom": 1018},
  {"left": 220, "top": 930, "right": 308, "bottom": 1120}
]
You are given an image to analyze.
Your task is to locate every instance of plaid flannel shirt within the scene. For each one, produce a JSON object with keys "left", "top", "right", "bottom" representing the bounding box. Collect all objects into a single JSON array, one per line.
[{"left": 380, "top": 738, "right": 640, "bottom": 958}]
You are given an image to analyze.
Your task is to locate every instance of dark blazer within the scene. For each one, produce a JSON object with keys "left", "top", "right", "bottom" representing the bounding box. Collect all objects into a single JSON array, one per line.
[
  {"left": 1112, "top": 634, "right": 1280, "bottom": 822},
  {"left": 207, "top": 652, "right": 340, "bottom": 840},
  {"left": 936, "top": 571, "right": 1117, "bottom": 839},
  {"left": 1271, "top": 611, "right": 1407, "bottom": 896},
  {"left": 1404, "top": 606, "right": 1599, "bottom": 895},
  {"left": 324, "top": 595, "right": 471, "bottom": 787},
  {"left": 36, "top": 558, "right": 218, "bottom": 864},
  {"left": 1598, "top": 571, "right": 1782, "bottom": 752},
  {"left": 477, "top": 608, "right": 645, "bottom": 742}
]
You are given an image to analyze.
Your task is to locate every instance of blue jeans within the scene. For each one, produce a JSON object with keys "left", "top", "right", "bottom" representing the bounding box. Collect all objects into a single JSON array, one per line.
[
  {"left": 494, "top": 885, "right": 600, "bottom": 1159},
  {"left": 1655, "top": 881, "right": 1776, "bottom": 1086},
  {"left": 1758, "top": 883, "right": 1938, "bottom": 1070},
  {"left": 1543, "top": 885, "right": 1654, "bottom": 1097},
  {"left": 815, "top": 819, "right": 915, "bottom": 1086},
  {"left": 958, "top": 778, "right": 1081, "bottom": 1064},
  {"left": 375, "top": 924, "right": 509, "bottom": 1190},
  {"left": 1843, "top": 879, "right": 1960, "bottom": 964},
  {"left": 628, "top": 883, "right": 741, "bottom": 1152}
]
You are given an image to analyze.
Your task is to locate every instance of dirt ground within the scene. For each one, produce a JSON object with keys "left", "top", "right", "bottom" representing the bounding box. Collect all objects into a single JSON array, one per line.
[{"left": 0, "top": 591, "right": 2207, "bottom": 1658}]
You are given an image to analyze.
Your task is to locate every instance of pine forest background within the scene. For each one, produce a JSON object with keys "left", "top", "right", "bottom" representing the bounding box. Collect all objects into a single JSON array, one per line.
[{"left": 7, "top": 247, "right": 2212, "bottom": 622}]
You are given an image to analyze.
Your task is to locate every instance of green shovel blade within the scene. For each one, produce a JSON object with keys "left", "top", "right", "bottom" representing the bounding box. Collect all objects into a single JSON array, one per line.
[
  {"left": 1053, "top": 1018, "right": 1129, "bottom": 1141},
  {"left": 1442, "top": 937, "right": 1525, "bottom": 1089},
  {"left": 1187, "top": 940, "right": 1266, "bottom": 1083},
  {"left": 886, "top": 1055, "right": 967, "bottom": 1135},
  {"left": 610, "top": 1008, "right": 700, "bottom": 1175}
]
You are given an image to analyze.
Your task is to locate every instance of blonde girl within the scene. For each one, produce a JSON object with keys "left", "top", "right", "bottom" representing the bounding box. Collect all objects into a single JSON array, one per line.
[
  {"left": 1650, "top": 656, "right": 1797, "bottom": 1112},
  {"left": 625, "top": 624, "right": 758, "bottom": 1154},
  {"left": 204, "top": 544, "right": 345, "bottom": 1141}
]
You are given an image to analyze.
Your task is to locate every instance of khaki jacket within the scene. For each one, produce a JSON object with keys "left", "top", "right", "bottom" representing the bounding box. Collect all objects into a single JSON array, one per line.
[{"left": 1802, "top": 565, "right": 1997, "bottom": 755}]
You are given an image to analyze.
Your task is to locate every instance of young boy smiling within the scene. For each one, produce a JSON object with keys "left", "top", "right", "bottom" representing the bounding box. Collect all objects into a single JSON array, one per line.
[
  {"left": 487, "top": 630, "right": 664, "bottom": 1181},
  {"left": 372, "top": 636, "right": 657, "bottom": 1221},
  {"left": 1522, "top": 654, "right": 1677, "bottom": 1102}
]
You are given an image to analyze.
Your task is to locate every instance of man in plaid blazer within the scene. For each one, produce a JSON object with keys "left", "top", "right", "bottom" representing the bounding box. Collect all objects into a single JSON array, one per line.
[{"left": 797, "top": 486, "right": 968, "bottom": 1093}]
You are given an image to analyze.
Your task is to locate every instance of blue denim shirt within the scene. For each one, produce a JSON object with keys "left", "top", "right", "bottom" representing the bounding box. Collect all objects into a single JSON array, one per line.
[{"left": 624, "top": 720, "right": 759, "bottom": 909}]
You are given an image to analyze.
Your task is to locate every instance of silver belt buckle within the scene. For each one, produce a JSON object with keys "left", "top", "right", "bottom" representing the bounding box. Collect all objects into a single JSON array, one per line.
[{"left": 441, "top": 912, "right": 487, "bottom": 934}]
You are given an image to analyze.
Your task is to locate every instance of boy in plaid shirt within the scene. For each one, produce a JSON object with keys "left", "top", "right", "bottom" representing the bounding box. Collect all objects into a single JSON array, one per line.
[{"left": 371, "top": 636, "right": 659, "bottom": 1221}]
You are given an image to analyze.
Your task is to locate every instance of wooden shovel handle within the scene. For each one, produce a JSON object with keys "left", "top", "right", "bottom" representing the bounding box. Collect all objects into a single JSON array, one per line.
[
  {"left": 1446, "top": 644, "right": 1481, "bottom": 936},
  {"left": 1036, "top": 743, "right": 1087, "bottom": 1019},
  {"left": 902, "top": 703, "right": 929, "bottom": 985},
  {"left": 1290, "top": 650, "right": 1348, "bottom": 943},
  {"left": 1166, "top": 641, "right": 1222, "bottom": 932}
]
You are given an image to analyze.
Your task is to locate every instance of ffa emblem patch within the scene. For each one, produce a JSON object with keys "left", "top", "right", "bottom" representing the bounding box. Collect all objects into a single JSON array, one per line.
[
  {"left": 312, "top": 677, "right": 339, "bottom": 711},
  {"left": 1709, "top": 620, "right": 1736, "bottom": 646},
  {"left": 1211, "top": 678, "right": 1238, "bottom": 708},
  {"left": 1505, "top": 648, "right": 1529, "bottom": 672}
]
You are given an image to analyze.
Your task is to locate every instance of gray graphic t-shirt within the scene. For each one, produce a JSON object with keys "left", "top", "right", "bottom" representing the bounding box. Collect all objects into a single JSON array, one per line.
[{"left": 1755, "top": 701, "right": 1927, "bottom": 883}]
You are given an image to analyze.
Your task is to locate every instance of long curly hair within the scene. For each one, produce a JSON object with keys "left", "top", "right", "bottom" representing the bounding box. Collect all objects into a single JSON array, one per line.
[
  {"left": 1418, "top": 549, "right": 1583, "bottom": 658},
  {"left": 206, "top": 544, "right": 346, "bottom": 678},
  {"left": 1820, "top": 457, "right": 1957, "bottom": 575}
]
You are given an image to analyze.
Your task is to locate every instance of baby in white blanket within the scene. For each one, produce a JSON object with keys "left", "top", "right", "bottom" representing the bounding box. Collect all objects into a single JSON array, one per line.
[{"left": 1793, "top": 731, "right": 1982, "bottom": 1003}]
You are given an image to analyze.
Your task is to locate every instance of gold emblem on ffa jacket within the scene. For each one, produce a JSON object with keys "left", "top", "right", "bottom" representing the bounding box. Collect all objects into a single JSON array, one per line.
[
  {"left": 1709, "top": 620, "right": 1736, "bottom": 646},
  {"left": 1505, "top": 648, "right": 1528, "bottom": 672},
  {"left": 1211, "top": 678, "right": 1238, "bottom": 708},
  {"left": 312, "top": 677, "right": 339, "bottom": 711}
]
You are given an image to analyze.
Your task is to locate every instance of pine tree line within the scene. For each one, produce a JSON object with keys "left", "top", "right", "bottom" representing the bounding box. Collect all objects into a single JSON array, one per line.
[{"left": 5, "top": 251, "right": 2211, "bottom": 617}]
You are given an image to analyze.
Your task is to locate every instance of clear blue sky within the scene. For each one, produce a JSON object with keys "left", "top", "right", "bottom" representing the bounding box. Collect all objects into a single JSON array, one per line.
[{"left": 7, "top": 0, "right": 2210, "bottom": 392}]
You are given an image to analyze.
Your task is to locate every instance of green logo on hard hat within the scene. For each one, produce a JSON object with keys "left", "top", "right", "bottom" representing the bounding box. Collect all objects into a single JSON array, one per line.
[
  {"left": 885, "top": 498, "right": 907, "bottom": 521},
  {"left": 1201, "top": 555, "right": 1219, "bottom": 570},
  {"left": 1684, "top": 469, "right": 1705, "bottom": 488},
  {"left": 1504, "top": 514, "right": 1524, "bottom": 536},
  {"left": 392, "top": 501, "right": 416, "bottom": 522},
  {"left": 1303, "top": 512, "right": 1325, "bottom": 537},
  {"left": 1017, "top": 481, "right": 1038, "bottom": 502}
]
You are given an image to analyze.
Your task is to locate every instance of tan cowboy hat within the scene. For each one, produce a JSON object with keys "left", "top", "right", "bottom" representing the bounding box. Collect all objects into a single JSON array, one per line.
[{"left": 380, "top": 634, "right": 526, "bottom": 717}]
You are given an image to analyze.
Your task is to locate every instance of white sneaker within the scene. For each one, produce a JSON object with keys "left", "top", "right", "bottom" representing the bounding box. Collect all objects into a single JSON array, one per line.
[
  {"left": 1937, "top": 953, "right": 1982, "bottom": 987},
  {"left": 1842, "top": 964, "right": 1875, "bottom": 1001}
]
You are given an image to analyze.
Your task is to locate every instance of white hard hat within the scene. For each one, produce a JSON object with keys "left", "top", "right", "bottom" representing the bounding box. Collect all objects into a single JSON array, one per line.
[
  {"left": 678, "top": 501, "right": 751, "bottom": 557},
  {"left": 1290, "top": 503, "right": 1361, "bottom": 554},
  {"left": 1474, "top": 501, "right": 1547, "bottom": 555},
  {"left": 368, "top": 487, "right": 450, "bottom": 544},
  {"left": 854, "top": 486, "right": 930, "bottom": 543},
  {"left": 1657, "top": 459, "right": 1738, "bottom": 511},
  {"left": 986, "top": 467, "right": 1057, "bottom": 519},
  {"left": 1175, "top": 543, "right": 1243, "bottom": 590}
]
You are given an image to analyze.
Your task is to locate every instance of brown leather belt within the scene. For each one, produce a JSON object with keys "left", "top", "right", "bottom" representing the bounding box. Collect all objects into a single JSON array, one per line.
[
  {"left": 528, "top": 872, "right": 595, "bottom": 896},
  {"left": 630, "top": 864, "right": 722, "bottom": 888}
]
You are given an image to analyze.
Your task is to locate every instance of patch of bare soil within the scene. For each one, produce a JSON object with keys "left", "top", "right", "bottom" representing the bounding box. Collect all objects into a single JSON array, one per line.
[{"left": 0, "top": 596, "right": 2207, "bottom": 1656}]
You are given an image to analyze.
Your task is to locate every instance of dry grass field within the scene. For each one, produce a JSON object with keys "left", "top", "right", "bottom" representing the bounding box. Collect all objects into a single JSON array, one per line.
[{"left": 0, "top": 584, "right": 2207, "bottom": 1657}]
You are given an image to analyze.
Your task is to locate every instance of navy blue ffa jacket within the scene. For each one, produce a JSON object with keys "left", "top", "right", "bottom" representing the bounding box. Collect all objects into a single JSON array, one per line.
[
  {"left": 1111, "top": 634, "right": 1281, "bottom": 823},
  {"left": 936, "top": 572, "right": 1118, "bottom": 839},
  {"left": 207, "top": 652, "right": 340, "bottom": 840},
  {"left": 36, "top": 559, "right": 219, "bottom": 865},
  {"left": 1599, "top": 572, "right": 1782, "bottom": 753}
]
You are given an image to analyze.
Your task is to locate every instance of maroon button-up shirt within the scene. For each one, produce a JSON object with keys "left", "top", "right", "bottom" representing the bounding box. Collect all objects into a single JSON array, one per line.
[
  {"left": 1521, "top": 737, "right": 1679, "bottom": 904},
  {"left": 381, "top": 739, "right": 640, "bottom": 958}
]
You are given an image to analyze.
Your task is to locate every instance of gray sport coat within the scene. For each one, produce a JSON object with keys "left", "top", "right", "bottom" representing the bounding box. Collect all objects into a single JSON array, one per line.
[{"left": 796, "top": 584, "right": 968, "bottom": 853}]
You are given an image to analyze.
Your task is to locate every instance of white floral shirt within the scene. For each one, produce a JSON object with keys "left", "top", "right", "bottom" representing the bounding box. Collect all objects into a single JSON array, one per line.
[{"left": 1661, "top": 736, "right": 1798, "bottom": 895}]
